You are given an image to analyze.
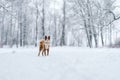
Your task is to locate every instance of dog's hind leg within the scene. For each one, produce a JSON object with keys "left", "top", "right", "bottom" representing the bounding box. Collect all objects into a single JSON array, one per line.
[
  {"left": 38, "top": 45, "right": 42, "bottom": 56},
  {"left": 38, "top": 51, "right": 40, "bottom": 56},
  {"left": 38, "top": 48, "right": 41, "bottom": 56}
]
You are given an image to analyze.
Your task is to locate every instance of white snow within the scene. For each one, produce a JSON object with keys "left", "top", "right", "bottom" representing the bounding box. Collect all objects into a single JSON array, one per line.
[{"left": 0, "top": 47, "right": 120, "bottom": 80}]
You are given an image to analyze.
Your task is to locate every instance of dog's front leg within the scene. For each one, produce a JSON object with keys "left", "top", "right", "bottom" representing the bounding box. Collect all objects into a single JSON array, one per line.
[
  {"left": 42, "top": 50, "right": 44, "bottom": 56},
  {"left": 47, "top": 49, "right": 49, "bottom": 56},
  {"left": 44, "top": 49, "right": 46, "bottom": 56}
]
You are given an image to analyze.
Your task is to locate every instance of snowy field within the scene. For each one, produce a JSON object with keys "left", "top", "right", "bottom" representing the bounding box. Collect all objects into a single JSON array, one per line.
[{"left": 0, "top": 47, "right": 120, "bottom": 80}]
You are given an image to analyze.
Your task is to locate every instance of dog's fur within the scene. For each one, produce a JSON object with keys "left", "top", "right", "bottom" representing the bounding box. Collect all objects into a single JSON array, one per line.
[{"left": 38, "top": 36, "right": 50, "bottom": 56}]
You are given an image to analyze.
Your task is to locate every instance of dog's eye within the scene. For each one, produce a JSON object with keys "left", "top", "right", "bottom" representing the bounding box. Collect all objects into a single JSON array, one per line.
[
  {"left": 45, "top": 36, "right": 47, "bottom": 40},
  {"left": 48, "top": 36, "right": 50, "bottom": 40}
]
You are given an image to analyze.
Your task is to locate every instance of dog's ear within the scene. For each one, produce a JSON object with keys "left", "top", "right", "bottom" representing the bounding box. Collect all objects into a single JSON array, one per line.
[
  {"left": 48, "top": 36, "right": 50, "bottom": 40},
  {"left": 45, "top": 35, "right": 47, "bottom": 40}
]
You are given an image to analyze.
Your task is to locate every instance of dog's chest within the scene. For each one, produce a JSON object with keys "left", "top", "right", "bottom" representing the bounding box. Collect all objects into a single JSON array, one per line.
[{"left": 45, "top": 40, "right": 50, "bottom": 49}]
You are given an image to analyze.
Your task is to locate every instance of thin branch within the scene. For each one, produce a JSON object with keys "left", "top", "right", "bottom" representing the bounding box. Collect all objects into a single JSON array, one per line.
[
  {"left": 103, "top": 10, "right": 120, "bottom": 26},
  {"left": 0, "top": 4, "right": 17, "bottom": 19},
  {"left": 108, "top": 10, "right": 120, "bottom": 20}
]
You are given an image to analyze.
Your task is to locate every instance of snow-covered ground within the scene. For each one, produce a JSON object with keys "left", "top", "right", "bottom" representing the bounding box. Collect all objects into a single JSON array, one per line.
[{"left": 0, "top": 47, "right": 120, "bottom": 80}]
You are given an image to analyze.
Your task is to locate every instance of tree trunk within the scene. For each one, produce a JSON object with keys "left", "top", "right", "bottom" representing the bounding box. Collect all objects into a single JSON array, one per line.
[
  {"left": 35, "top": 2, "right": 38, "bottom": 47},
  {"left": 41, "top": 0, "right": 45, "bottom": 37},
  {"left": 60, "top": 0, "right": 66, "bottom": 46},
  {"left": 100, "top": 28, "right": 104, "bottom": 46},
  {"left": 0, "top": 9, "right": 5, "bottom": 48},
  {"left": 84, "top": 19, "right": 92, "bottom": 48}
]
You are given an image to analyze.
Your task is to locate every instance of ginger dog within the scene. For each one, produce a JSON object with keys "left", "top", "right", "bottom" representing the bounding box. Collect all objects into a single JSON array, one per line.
[{"left": 38, "top": 36, "right": 50, "bottom": 56}]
